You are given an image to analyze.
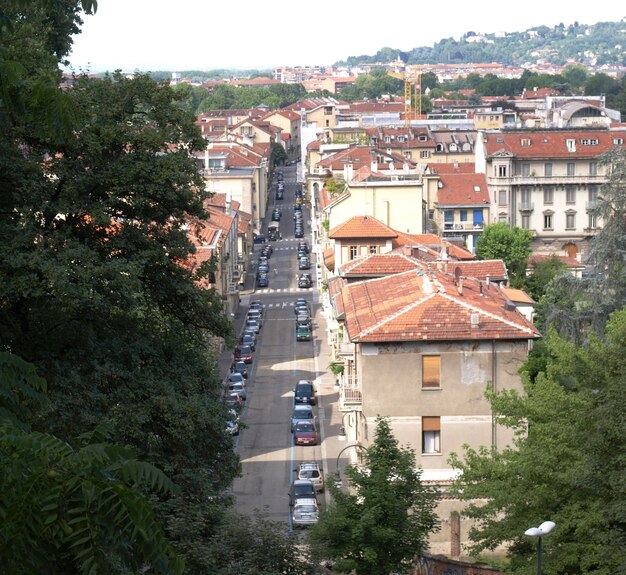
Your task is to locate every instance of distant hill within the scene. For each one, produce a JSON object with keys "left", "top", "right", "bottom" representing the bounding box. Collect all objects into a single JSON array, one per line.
[{"left": 338, "top": 20, "right": 626, "bottom": 68}]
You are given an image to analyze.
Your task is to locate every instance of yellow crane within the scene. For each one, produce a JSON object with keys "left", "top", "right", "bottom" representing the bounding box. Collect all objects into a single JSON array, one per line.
[{"left": 387, "top": 71, "right": 422, "bottom": 127}]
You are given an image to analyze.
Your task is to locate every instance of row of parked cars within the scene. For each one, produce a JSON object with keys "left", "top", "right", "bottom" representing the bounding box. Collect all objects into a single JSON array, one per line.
[
  {"left": 256, "top": 245, "right": 273, "bottom": 288},
  {"left": 289, "top": 377, "right": 324, "bottom": 527}
]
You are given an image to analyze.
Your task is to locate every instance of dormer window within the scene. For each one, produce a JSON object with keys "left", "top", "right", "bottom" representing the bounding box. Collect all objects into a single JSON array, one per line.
[
  {"left": 384, "top": 136, "right": 391, "bottom": 143},
  {"left": 436, "top": 143, "right": 444, "bottom": 152},
  {"left": 613, "top": 137, "right": 624, "bottom": 145},
  {"left": 566, "top": 139, "right": 576, "bottom": 152},
  {"left": 521, "top": 138, "right": 531, "bottom": 146},
  {"left": 419, "top": 134, "right": 428, "bottom": 142},
  {"left": 580, "top": 138, "right": 598, "bottom": 146},
  {"left": 449, "top": 143, "right": 457, "bottom": 152}
]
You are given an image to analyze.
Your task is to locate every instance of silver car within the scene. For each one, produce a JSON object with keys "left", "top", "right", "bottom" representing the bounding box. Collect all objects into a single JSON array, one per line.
[
  {"left": 292, "top": 498, "right": 319, "bottom": 527},
  {"left": 290, "top": 404, "right": 315, "bottom": 431}
]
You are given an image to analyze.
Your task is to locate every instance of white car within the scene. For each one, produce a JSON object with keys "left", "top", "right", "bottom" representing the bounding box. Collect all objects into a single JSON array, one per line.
[{"left": 227, "top": 381, "right": 247, "bottom": 400}]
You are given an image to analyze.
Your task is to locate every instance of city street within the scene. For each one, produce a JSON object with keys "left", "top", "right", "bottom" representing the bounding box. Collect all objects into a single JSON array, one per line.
[{"left": 225, "top": 164, "right": 345, "bottom": 528}]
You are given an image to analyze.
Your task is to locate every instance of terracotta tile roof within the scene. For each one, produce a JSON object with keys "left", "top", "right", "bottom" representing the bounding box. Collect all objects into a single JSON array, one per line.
[
  {"left": 318, "top": 145, "right": 414, "bottom": 171},
  {"left": 348, "top": 101, "right": 405, "bottom": 113},
  {"left": 325, "top": 276, "right": 346, "bottom": 306},
  {"left": 426, "top": 162, "right": 475, "bottom": 174},
  {"left": 392, "top": 232, "right": 475, "bottom": 261},
  {"left": 502, "top": 287, "right": 535, "bottom": 304},
  {"left": 329, "top": 216, "right": 398, "bottom": 240},
  {"left": 323, "top": 247, "right": 335, "bottom": 270},
  {"left": 342, "top": 269, "right": 539, "bottom": 343},
  {"left": 437, "top": 172, "right": 489, "bottom": 206},
  {"left": 339, "top": 253, "right": 425, "bottom": 277},
  {"left": 484, "top": 129, "right": 626, "bottom": 159},
  {"left": 447, "top": 259, "right": 508, "bottom": 281},
  {"left": 529, "top": 254, "right": 585, "bottom": 269}
]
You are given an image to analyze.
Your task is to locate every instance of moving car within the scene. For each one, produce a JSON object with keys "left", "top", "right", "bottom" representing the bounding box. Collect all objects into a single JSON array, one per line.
[
  {"left": 271, "top": 208, "right": 281, "bottom": 221},
  {"left": 293, "top": 380, "right": 316, "bottom": 405},
  {"left": 294, "top": 421, "right": 319, "bottom": 445},
  {"left": 294, "top": 462, "right": 324, "bottom": 492},
  {"left": 292, "top": 498, "right": 319, "bottom": 528},
  {"left": 291, "top": 404, "right": 315, "bottom": 431},
  {"left": 294, "top": 227, "right": 304, "bottom": 239}
]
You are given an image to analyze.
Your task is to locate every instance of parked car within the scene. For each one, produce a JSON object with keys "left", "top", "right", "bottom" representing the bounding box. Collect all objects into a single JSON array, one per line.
[
  {"left": 261, "top": 245, "right": 273, "bottom": 258},
  {"left": 239, "top": 333, "right": 256, "bottom": 350},
  {"left": 296, "top": 316, "right": 312, "bottom": 331},
  {"left": 242, "top": 328, "right": 257, "bottom": 344},
  {"left": 291, "top": 404, "right": 315, "bottom": 431},
  {"left": 258, "top": 262, "right": 269, "bottom": 274},
  {"left": 249, "top": 301, "right": 264, "bottom": 315},
  {"left": 294, "top": 227, "right": 304, "bottom": 239},
  {"left": 294, "top": 462, "right": 324, "bottom": 492},
  {"left": 224, "top": 391, "right": 242, "bottom": 409},
  {"left": 288, "top": 479, "right": 317, "bottom": 506},
  {"left": 294, "top": 421, "right": 319, "bottom": 446},
  {"left": 298, "top": 274, "right": 312, "bottom": 288},
  {"left": 271, "top": 209, "right": 281, "bottom": 221},
  {"left": 247, "top": 308, "right": 262, "bottom": 321},
  {"left": 227, "top": 381, "right": 247, "bottom": 401},
  {"left": 292, "top": 498, "right": 319, "bottom": 528},
  {"left": 226, "top": 372, "right": 246, "bottom": 387},
  {"left": 298, "top": 256, "right": 310, "bottom": 270},
  {"left": 257, "top": 274, "right": 269, "bottom": 288},
  {"left": 234, "top": 344, "right": 253, "bottom": 363},
  {"left": 294, "top": 301, "right": 311, "bottom": 315},
  {"left": 253, "top": 233, "right": 265, "bottom": 244},
  {"left": 275, "top": 190, "right": 284, "bottom": 200},
  {"left": 296, "top": 324, "right": 312, "bottom": 341},
  {"left": 297, "top": 241, "right": 309, "bottom": 253},
  {"left": 293, "top": 379, "right": 316, "bottom": 405},
  {"left": 245, "top": 319, "right": 261, "bottom": 334},
  {"left": 230, "top": 360, "right": 248, "bottom": 379},
  {"left": 226, "top": 409, "right": 240, "bottom": 436}
]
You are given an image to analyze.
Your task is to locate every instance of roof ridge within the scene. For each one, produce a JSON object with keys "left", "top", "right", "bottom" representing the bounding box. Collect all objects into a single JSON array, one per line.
[{"left": 438, "top": 291, "right": 534, "bottom": 335}]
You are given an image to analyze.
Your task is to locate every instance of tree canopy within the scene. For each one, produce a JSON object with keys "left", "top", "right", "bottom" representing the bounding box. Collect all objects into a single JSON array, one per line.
[{"left": 310, "top": 417, "right": 439, "bottom": 575}]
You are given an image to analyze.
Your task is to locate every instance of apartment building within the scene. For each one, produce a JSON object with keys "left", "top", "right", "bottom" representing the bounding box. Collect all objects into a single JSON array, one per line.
[{"left": 475, "top": 127, "right": 626, "bottom": 259}]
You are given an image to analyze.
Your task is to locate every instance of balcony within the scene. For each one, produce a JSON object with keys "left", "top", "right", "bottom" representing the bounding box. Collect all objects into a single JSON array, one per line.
[
  {"left": 488, "top": 174, "right": 605, "bottom": 187},
  {"left": 519, "top": 202, "right": 534, "bottom": 212},
  {"left": 585, "top": 200, "right": 599, "bottom": 211},
  {"left": 339, "top": 373, "right": 362, "bottom": 410},
  {"left": 337, "top": 342, "right": 356, "bottom": 357}
]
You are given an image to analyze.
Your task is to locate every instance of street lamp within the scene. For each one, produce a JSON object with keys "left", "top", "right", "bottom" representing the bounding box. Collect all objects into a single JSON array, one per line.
[
  {"left": 525, "top": 521, "right": 555, "bottom": 575},
  {"left": 335, "top": 443, "right": 366, "bottom": 481}
]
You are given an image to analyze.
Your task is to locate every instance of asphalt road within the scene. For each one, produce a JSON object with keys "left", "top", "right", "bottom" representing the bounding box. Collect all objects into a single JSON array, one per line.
[{"left": 231, "top": 164, "right": 335, "bottom": 528}]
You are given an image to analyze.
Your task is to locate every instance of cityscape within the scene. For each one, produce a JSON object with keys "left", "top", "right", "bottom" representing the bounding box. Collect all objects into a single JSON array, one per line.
[{"left": 2, "top": 4, "right": 625, "bottom": 575}]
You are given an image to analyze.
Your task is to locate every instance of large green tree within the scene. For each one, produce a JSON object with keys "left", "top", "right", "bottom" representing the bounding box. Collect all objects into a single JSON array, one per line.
[
  {"left": 475, "top": 223, "right": 533, "bottom": 287},
  {"left": 449, "top": 309, "right": 626, "bottom": 575},
  {"left": 310, "top": 417, "right": 439, "bottom": 575}
]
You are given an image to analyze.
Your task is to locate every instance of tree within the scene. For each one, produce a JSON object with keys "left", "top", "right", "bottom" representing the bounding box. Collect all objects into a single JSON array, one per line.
[
  {"left": 271, "top": 141, "right": 287, "bottom": 166},
  {"left": 310, "top": 417, "right": 439, "bottom": 575},
  {"left": 449, "top": 309, "right": 626, "bottom": 575},
  {"left": 475, "top": 223, "right": 533, "bottom": 287},
  {"left": 524, "top": 254, "right": 568, "bottom": 302},
  {"left": 0, "top": 352, "right": 184, "bottom": 575}
]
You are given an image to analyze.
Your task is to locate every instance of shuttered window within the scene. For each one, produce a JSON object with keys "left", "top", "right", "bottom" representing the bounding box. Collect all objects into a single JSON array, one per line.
[
  {"left": 422, "top": 416, "right": 441, "bottom": 454},
  {"left": 422, "top": 356, "right": 440, "bottom": 388}
]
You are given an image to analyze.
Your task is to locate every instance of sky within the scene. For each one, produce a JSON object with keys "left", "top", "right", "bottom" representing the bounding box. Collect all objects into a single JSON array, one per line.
[{"left": 65, "top": 1, "right": 626, "bottom": 73}]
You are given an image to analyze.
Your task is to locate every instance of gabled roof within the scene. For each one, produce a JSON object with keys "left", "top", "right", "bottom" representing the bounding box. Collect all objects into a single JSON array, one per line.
[
  {"left": 339, "top": 253, "right": 425, "bottom": 278},
  {"left": 436, "top": 172, "right": 490, "bottom": 206},
  {"left": 341, "top": 269, "right": 539, "bottom": 343},
  {"left": 446, "top": 259, "right": 508, "bottom": 281},
  {"left": 426, "top": 162, "right": 475, "bottom": 175},
  {"left": 528, "top": 254, "right": 585, "bottom": 269},
  {"left": 483, "top": 128, "right": 626, "bottom": 159},
  {"left": 317, "top": 145, "right": 414, "bottom": 172},
  {"left": 329, "top": 216, "right": 398, "bottom": 240},
  {"left": 502, "top": 287, "right": 535, "bottom": 305},
  {"left": 392, "top": 232, "right": 476, "bottom": 261}
]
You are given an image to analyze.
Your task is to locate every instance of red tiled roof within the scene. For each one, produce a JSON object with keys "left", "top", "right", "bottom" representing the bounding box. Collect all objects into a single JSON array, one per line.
[
  {"left": 340, "top": 253, "right": 425, "bottom": 277},
  {"left": 426, "top": 162, "right": 475, "bottom": 174},
  {"left": 449, "top": 259, "right": 508, "bottom": 281},
  {"left": 484, "top": 129, "right": 626, "bottom": 159},
  {"left": 437, "top": 172, "right": 489, "bottom": 206},
  {"left": 342, "top": 269, "right": 539, "bottom": 343},
  {"left": 317, "top": 145, "right": 413, "bottom": 171},
  {"left": 323, "top": 248, "right": 335, "bottom": 270},
  {"left": 329, "top": 216, "right": 398, "bottom": 240},
  {"left": 502, "top": 287, "right": 535, "bottom": 304},
  {"left": 391, "top": 232, "right": 475, "bottom": 261},
  {"left": 529, "top": 254, "right": 584, "bottom": 269}
]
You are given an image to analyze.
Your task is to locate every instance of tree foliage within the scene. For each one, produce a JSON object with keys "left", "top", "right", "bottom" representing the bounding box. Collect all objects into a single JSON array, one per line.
[
  {"left": 475, "top": 223, "right": 533, "bottom": 287},
  {"left": 449, "top": 309, "right": 626, "bottom": 575},
  {"left": 0, "top": 352, "right": 184, "bottom": 575},
  {"left": 310, "top": 417, "right": 439, "bottom": 575}
]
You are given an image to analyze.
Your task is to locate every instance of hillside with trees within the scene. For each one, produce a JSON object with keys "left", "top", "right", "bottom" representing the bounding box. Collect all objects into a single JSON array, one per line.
[{"left": 340, "top": 20, "right": 626, "bottom": 67}]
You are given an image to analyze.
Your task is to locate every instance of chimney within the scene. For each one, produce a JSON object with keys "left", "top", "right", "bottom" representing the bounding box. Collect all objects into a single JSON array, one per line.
[
  {"left": 457, "top": 277, "right": 463, "bottom": 295},
  {"left": 486, "top": 274, "right": 490, "bottom": 288},
  {"left": 479, "top": 282, "right": 483, "bottom": 296},
  {"left": 471, "top": 313, "right": 480, "bottom": 328},
  {"left": 371, "top": 161, "right": 378, "bottom": 172}
]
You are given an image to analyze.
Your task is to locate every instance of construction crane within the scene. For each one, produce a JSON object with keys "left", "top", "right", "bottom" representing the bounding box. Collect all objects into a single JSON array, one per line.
[{"left": 387, "top": 70, "right": 422, "bottom": 127}]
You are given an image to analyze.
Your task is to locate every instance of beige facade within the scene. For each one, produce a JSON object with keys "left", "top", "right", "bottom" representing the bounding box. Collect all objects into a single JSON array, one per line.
[{"left": 263, "top": 110, "right": 301, "bottom": 160}]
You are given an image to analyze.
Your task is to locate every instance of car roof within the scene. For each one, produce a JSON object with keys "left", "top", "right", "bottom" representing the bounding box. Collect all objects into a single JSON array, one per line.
[
  {"left": 296, "top": 379, "right": 311, "bottom": 386},
  {"left": 294, "top": 498, "right": 317, "bottom": 506},
  {"left": 293, "top": 404, "right": 312, "bottom": 413},
  {"left": 298, "top": 462, "right": 320, "bottom": 470}
]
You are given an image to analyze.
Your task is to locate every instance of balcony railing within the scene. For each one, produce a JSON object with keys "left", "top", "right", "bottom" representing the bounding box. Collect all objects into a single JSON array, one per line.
[
  {"left": 487, "top": 174, "right": 605, "bottom": 186},
  {"left": 519, "top": 201, "right": 534, "bottom": 212},
  {"left": 443, "top": 222, "right": 484, "bottom": 231},
  {"left": 339, "top": 373, "right": 362, "bottom": 409}
]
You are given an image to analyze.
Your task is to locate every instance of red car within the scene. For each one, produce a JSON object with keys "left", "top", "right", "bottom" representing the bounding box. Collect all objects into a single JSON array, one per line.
[
  {"left": 234, "top": 344, "right": 253, "bottom": 364},
  {"left": 294, "top": 421, "right": 319, "bottom": 446}
]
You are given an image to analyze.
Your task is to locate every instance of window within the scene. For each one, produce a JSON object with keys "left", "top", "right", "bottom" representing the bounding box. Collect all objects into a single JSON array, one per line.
[
  {"left": 544, "top": 162, "right": 552, "bottom": 177},
  {"left": 422, "top": 356, "right": 440, "bottom": 388},
  {"left": 459, "top": 210, "right": 468, "bottom": 222},
  {"left": 384, "top": 136, "right": 391, "bottom": 144},
  {"left": 543, "top": 213, "right": 553, "bottom": 229},
  {"left": 567, "top": 162, "right": 575, "bottom": 176},
  {"left": 521, "top": 187, "right": 531, "bottom": 205},
  {"left": 581, "top": 138, "right": 598, "bottom": 146},
  {"left": 498, "top": 214, "right": 508, "bottom": 223},
  {"left": 588, "top": 213, "right": 597, "bottom": 229},
  {"left": 369, "top": 245, "right": 378, "bottom": 254},
  {"left": 543, "top": 187, "right": 553, "bottom": 204},
  {"left": 349, "top": 245, "right": 358, "bottom": 259},
  {"left": 498, "top": 190, "right": 507, "bottom": 205},
  {"left": 420, "top": 150, "right": 429, "bottom": 158},
  {"left": 405, "top": 151, "right": 413, "bottom": 159},
  {"left": 497, "top": 165, "right": 507, "bottom": 177},
  {"left": 521, "top": 214, "right": 530, "bottom": 229},
  {"left": 436, "top": 143, "right": 444, "bottom": 152},
  {"left": 449, "top": 143, "right": 457, "bottom": 152},
  {"left": 566, "top": 139, "right": 576, "bottom": 152},
  {"left": 589, "top": 161, "right": 598, "bottom": 176},
  {"left": 566, "top": 212, "right": 576, "bottom": 229},
  {"left": 566, "top": 186, "right": 576, "bottom": 204},
  {"left": 521, "top": 163, "right": 530, "bottom": 176},
  {"left": 422, "top": 417, "right": 441, "bottom": 454},
  {"left": 613, "top": 138, "right": 624, "bottom": 145},
  {"left": 521, "top": 138, "right": 530, "bottom": 147}
]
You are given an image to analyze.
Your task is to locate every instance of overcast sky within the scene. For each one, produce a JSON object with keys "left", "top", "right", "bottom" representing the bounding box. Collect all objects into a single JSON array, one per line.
[{"left": 65, "top": 1, "right": 626, "bottom": 73}]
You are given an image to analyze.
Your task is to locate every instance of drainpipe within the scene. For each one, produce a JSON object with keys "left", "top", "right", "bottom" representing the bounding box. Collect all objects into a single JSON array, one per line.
[{"left": 492, "top": 340, "right": 497, "bottom": 448}]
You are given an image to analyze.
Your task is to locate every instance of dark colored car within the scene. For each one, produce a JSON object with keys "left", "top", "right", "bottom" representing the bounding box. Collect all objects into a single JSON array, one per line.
[
  {"left": 253, "top": 233, "right": 265, "bottom": 244},
  {"left": 257, "top": 274, "right": 269, "bottom": 288},
  {"left": 296, "top": 324, "right": 312, "bottom": 341},
  {"left": 249, "top": 301, "right": 264, "bottom": 315},
  {"left": 298, "top": 257, "right": 310, "bottom": 270},
  {"left": 272, "top": 209, "right": 282, "bottom": 221},
  {"left": 230, "top": 360, "right": 248, "bottom": 379},
  {"left": 294, "top": 421, "right": 319, "bottom": 446},
  {"left": 294, "top": 380, "right": 316, "bottom": 405},
  {"left": 234, "top": 345, "right": 253, "bottom": 364},
  {"left": 298, "top": 241, "right": 309, "bottom": 253},
  {"left": 261, "top": 245, "right": 273, "bottom": 257},
  {"left": 239, "top": 333, "right": 256, "bottom": 351},
  {"left": 288, "top": 479, "right": 317, "bottom": 507},
  {"left": 294, "top": 228, "right": 304, "bottom": 239},
  {"left": 298, "top": 273, "right": 312, "bottom": 288},
  {"left": 276, "top": 190, "right": 284, "bottom": 200}
]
